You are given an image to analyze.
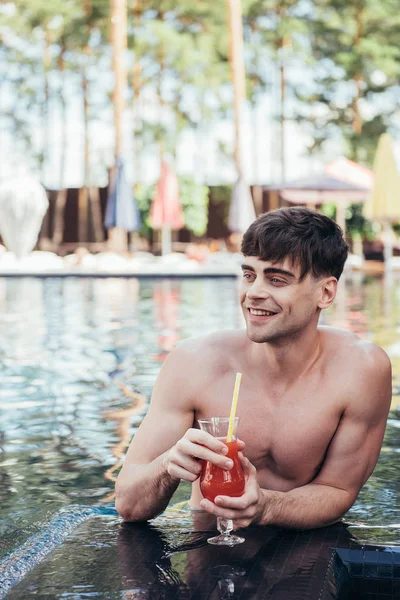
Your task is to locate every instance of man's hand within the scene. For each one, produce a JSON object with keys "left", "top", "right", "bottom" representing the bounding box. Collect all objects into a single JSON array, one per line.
[
  {"left": 199, "top": 455, "right": 265, "bottom": 529},
  {"left": 165, "top": 428, "right": 245, "bottom": 483}
]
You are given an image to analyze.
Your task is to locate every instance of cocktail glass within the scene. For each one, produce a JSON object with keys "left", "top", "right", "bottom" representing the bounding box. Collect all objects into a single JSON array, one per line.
[{"left": 198, "top": 417, "right": 245, "bottom": 546}]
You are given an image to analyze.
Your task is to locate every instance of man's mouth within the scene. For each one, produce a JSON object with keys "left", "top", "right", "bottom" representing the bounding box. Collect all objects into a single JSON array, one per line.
[{"left": 248, "top": 308, "right": 278, "bottom": 317}]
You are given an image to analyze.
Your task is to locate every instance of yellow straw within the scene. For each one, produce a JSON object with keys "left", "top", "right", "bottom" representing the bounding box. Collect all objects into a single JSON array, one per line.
[{"left": 227, "top": 372, "right": 242, "bottom": 442}]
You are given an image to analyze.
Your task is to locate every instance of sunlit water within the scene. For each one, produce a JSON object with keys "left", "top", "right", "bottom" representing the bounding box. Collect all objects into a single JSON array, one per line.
[{"left": 0, "top": 274, "right": 399, "bottom": 583}]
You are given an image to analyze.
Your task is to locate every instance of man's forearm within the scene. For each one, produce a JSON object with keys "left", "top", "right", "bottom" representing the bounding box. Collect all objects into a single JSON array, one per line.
[
  {"left": 258, "top": 483, "right": 354, "bottom": 529},
  {"left": 115, "top": 452, "right": 180, "bottom": 522}
]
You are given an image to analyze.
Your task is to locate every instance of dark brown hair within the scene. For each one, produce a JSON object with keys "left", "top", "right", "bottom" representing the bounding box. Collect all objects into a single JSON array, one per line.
[{"left": 241, "top": 207, "right": 348, "bottom": 280}]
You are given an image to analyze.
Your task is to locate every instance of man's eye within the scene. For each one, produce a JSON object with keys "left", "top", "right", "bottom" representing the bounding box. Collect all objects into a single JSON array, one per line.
[
  {"left": 243, "top": 272, "right": 254, "bottom": 280},
  {"left": 271, "top": 278, "right": 284, "bottom": 284}
]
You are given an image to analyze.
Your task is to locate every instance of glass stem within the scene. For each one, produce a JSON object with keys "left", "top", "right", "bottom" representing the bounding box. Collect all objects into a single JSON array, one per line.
[{"left": 217, "top": 517, "right": 234, "bottom": 535}]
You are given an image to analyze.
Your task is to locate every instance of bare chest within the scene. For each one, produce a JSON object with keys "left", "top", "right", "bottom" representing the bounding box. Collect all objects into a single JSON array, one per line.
[{"left": 195, "top": 378, "right": 343, "bottom": 489}]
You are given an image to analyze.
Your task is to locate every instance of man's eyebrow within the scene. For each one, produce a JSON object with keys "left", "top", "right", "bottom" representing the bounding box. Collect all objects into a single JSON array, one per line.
[{"left": 241, "top": 264, "right": 296, "bottom": 278}]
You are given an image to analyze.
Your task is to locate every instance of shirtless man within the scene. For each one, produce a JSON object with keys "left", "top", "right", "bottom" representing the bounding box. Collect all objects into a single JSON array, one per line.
[{"left": 116, "top": 207, "right": 392, "bottom": 529}]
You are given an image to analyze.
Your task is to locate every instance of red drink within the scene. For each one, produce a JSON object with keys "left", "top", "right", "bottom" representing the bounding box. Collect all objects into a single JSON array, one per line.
[{"left": 200, "top": 440, "right": 245, "bottom": 502}]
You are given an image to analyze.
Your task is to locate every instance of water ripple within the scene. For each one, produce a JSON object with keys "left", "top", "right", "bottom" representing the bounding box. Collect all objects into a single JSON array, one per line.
[{"left": 0, "top": 505, "right": 95, "bottom": 599}]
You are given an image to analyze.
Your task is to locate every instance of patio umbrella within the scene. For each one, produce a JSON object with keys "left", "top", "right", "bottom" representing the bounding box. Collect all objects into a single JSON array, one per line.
[
  {"left": 325, "top": 157, "right": 374, "bottom": 190},
  {"left": 364, "top": 133, "right": 400, "bottom": 272},
  {"left": 150, "top": 160, "right": 184, "bottom": 255},
  {"left": 276, "top": 174, "right": 370, "bottom": 235},
  {"left": 228, "top": 176, "right": 256, "bottom": 233},
  {"left": 0, "top": 175, "right": 49, "bottom": 258},
  {"left": 105, "top": 158, "right": 141, "bottom": 232}
]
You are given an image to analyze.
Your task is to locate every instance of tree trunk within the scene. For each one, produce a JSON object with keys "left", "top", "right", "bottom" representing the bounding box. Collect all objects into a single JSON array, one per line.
[
  {"left": 226, "top": 0, "right": 247, "bottom": 177},
  {"left": 42, "top": 27, "right": 51, "bottom": 182},
  {"left": 89, "top": 186, "right": 105, "bottom": 242},
  {"left": 110, "top": 0, "right": 128, "bottom": 252},
  {"left": 58, "top": 47, "right": 67, "bottom": 189},
  {"left": 79, "top": 47, "right": 90, "bottom": 244},
  {"left": 111, "top": 0, "right": 127, "bottom": 159},
  {"left": 351, "top": 5, "right": 364, "bottom": 159},
  {"left": 132, "top": 0, "right": 143, "bottom": 190},
  {"left": 53, "top": 188, "right": 68, "bottom": 247},
  {"left": 280, "top": 61, "right": 286, "bottom": 183},
  {"left": 83, "top": 50, "right": 90, "bottom": 187},
  {"left": 39, "top": 27, "right": 52, "bottom": 249},
  {"left": 52, "top": 48, "right": 68, "bottom": 250},
  {"left": 78, "top": 187, "right": 89, "bottom": 244},
  {"left": 156, "top": 3, "right": 166, "bottom": 160}
]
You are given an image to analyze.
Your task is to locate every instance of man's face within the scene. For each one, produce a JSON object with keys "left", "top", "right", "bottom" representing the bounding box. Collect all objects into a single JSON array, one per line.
[{"left": 240, "top": 256, "right": 324, "bottom": 344}]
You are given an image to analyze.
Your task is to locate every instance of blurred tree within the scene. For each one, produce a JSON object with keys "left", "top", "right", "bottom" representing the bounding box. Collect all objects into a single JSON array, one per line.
[
  {"left": 126, "top": 0, "right": 230, "bottom": 183},
  {"left": 179, "top": 178, "right": 209, "bottom": 237},
  {"left": 299, "top": 0, "right": 400, "bottom": 165},
  {"left": 246, "top": 0, "right": 311, "bottom": 182},
  {"left": 4, "top": 0, "right": 398, "bottom": 217},
  {"left": 0, "top": 0, "right": 83, "bottom": 175}
]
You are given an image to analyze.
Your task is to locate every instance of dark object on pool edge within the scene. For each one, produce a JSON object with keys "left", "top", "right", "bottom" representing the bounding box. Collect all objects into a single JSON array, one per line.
[{"left": 323, "top": 546, "right": 400, "bottom": 599}]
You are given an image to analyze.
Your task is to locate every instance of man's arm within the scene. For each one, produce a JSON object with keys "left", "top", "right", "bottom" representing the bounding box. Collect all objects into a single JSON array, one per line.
[
  {"left": 115, "top": 342, "right": 233, "bottom": 522},
  {"left": 202, "top": 345, "right": 392, "bottom": 529}
]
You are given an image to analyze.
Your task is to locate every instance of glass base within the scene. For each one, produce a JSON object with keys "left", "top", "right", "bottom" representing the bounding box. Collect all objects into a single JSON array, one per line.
[{"left": 207, "top": 533, "right": 245, "bottom": 546}]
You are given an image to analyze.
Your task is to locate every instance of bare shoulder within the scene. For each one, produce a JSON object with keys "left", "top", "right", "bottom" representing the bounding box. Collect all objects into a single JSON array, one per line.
[
  {"left": 170, "top": 330, "right": 246, "bottom": 369},
  {"left": 320, "top": 325, "right": 391, "bottom": 373},
  {"left": 320, "top": 326, "right": 392, "bottom": 411},
  {"left": 181, "top": 329, "right": 246, "bottom": 352},
  {"left": 161, "top": 330, "right": 246, "bottom": 385}
]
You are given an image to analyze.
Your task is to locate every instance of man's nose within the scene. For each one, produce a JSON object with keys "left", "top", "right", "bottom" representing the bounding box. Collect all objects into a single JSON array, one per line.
[{"left": 246, "top": 279, "right": 269, "bottom": 299}]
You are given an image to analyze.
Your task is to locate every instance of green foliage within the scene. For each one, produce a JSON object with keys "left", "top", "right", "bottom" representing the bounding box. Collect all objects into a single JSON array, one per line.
[
  {"left": 0, "top": 0, "right": 108, "bottom": 172},
  {"left": 128, "top": 0, "right": 230, "bottom": 157},
  {"left": 1, "top": 0, "right": 400, "bottom": 185},
  {"left": 134, "top": 178, "right": 209, "bottom": 239},
  {"left": 134, "top": 183, "right": 154, "bottom": 239},
  {"left": 209, "top": 186, "right": 232, "bottom": 219},
  {"left": 320, "top": 202, "right": 378, "bottom": 240},
  {"left": 299, "top": 0, "right": 400, "bottom": 166},
  {"left": 345, "top": 203, "right": 377, "bottom": 240},
  {"left": 179, "top": 178, "right": 209, "bottom": 237},
  {"left": 319, "top": 201, "right": 337, "bottom": 221}
]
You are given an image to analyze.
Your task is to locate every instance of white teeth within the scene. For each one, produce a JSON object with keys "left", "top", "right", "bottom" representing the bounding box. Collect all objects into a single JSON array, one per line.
[{"left": 249, "top": 309, "right": 276, "bottom": 316}]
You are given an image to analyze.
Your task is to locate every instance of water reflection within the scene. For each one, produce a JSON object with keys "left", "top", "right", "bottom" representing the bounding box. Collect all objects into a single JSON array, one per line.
[
  {"left": 116, "top": 517, "right": 359, "bottom": 599},
  {"left": 152, "top": 280, "right": 181, "bottom": 362},
  {"left": 0, "top": 275, "right": 399, "bottom": 561}
]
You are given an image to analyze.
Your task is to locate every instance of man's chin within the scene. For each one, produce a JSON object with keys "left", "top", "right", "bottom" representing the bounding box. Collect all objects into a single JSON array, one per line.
[{"left": 246, "top": 326, "right": 275, "bottom": 344}]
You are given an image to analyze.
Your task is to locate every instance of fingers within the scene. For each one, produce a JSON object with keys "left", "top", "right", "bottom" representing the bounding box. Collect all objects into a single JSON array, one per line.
[
  {"left": 239, "top": 454, "right": 257, "bottom": 476},
  {"left": 200, "top": 498, "right": 240, "bottom": 521},
  {"left": 214, "top": 494, "right": 251, "bottom": 510},
  {"left": 166, "top": 428, "right": 232, "bottom": 483},
  {"left": 236, "top": 439, "right": 246, "bottom": 451},
  {"left": 168, "top": 464, "right": 200, "bottom": 483},
  {"left": 200, "top": 498, "right": 254, "bottom": 524},
  {"left": 199, "top": 456, "right": 260, "bottom": 520},
  {"left": 186, "top": 429, "right": 228, "bottom": 454},
  {"left": 200, "top": 493, "right": 258, "bottom": 523},
  {"left": 233, "top": 518, "right": 252, "bottom": 530}
]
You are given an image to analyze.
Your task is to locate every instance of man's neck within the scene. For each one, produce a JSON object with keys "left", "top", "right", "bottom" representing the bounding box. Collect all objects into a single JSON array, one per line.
[{"left": 250, "top": 328, "right": 323, "bottom": 385}]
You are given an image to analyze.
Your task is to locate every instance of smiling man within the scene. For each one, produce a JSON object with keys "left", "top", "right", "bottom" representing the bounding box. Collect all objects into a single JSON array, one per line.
[{"left": 116, "top": 207, "right": 392, "bottom": 529}]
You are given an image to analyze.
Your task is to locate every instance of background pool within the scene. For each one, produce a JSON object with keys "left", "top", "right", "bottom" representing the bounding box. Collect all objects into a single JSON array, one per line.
[{"left": 0, "top": 275, "right": 399, "bottom": 563}]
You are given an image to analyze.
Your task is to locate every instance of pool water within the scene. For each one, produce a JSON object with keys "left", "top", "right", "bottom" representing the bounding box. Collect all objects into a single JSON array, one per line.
[{"left": 0, "top": 275, "right": 399, "bottom": 566}]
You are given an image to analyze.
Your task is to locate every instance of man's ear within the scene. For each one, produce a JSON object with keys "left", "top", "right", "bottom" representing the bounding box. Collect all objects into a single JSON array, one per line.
[{"left": 317, "top": 277, "right": 338, "bottom": 310}]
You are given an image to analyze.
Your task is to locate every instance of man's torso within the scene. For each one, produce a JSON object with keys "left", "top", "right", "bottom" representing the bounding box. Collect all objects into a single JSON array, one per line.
[{"left": 188, "top": 327, "right": 360, "bottom": 507}]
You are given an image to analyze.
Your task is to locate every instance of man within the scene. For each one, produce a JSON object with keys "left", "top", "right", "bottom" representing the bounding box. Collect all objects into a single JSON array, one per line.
[{"left": 116, "top": 207, "right": 392, "bottom": 529}]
